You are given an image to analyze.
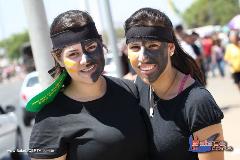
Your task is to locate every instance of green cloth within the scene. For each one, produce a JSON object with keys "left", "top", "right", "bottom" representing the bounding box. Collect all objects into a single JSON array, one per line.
[{"left": 26, "top": 70, "right": 67, "bottom": 112}]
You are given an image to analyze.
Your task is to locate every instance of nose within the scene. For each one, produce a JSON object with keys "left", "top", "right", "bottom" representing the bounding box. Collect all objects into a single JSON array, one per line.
[
  {"left": 138, "top": 46, "right": 149, "bottom": 63},
  {"left": 80, "top": 53, "right": 91, "bottom": 65}
]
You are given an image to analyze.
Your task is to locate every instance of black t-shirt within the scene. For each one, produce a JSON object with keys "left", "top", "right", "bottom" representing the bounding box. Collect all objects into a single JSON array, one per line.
[
  {"left": 135, "top": 77, "right": 224, "bottom": 160},
  {"left": 28, "top": 76, "right": 148, "bottom": 160}
]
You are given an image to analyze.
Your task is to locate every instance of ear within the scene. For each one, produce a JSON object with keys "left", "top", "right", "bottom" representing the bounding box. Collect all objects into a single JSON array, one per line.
[
  {"left": 168, "top": 43, "right": 175, "bottom": 56},
  {"left": 52, "top": 53, "right": 64, "bottom": 67}
]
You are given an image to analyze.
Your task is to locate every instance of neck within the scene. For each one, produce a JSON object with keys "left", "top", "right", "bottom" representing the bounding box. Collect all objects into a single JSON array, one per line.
[
  {"left": 151, "top": 63, "right": 178, "bottom": 99},
  {"left": 64, "top": 76, "right": 107, "bottom": 101}
]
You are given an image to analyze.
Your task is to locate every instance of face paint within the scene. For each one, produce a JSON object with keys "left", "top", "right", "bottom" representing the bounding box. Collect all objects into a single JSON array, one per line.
[
  {"left": 141, "top": 43, "right": 168, "bottom": 83},
  {"left": 128, "top": 51, "right": 139, "bottom": 68},
  {"left": 63, "top": 59, "right": 78, "bottom": 73},
  {"left": 81, "top": 41, "right": 105, "bottom": 82},
  {"left": 128, "top": 42, "right": 169, "bottom": 83}
]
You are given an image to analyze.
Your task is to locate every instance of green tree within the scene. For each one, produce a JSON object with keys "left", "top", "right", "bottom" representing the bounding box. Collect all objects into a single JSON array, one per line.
[
  {"left": 183, "top": 0, "right": 240, "bottom": 28},
  {"left": 0, "top": 31, "right": 29, "bottom": 59}
]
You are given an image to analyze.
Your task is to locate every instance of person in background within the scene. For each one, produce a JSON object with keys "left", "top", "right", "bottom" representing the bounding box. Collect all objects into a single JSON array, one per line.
[
  {"left": 211, "top": 38, "right": 225, "bottom": 77},
  {"left": 190, "top": 32, "right": 207, "bottom": 85},
  {"left": 175, "top": 24, "right": 185, "bottom": 40},
  {"left": 21, "top": 42, "right": 36, "bottom": 73},
  {"left": 201, "top": 35, "right": 213, "bottom": 77},
  {"left": 181, "top": 33, "right": 197, "bottom": 60},
  {"left": 224, "top": 30, "right": 240, "bottom": 91},
  {"left": 120, "top": 43, "right": 137, "bottom": 80}
]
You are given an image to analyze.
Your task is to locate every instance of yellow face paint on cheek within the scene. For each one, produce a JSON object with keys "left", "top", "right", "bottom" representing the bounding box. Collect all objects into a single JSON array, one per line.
[
  {"left": 128, "top": 51, "right": 138, "bottom": 59},
  {"left": 128, "top": 51, "right": 139, "bottom": 68},
  {"left": 64, "top": 59, "right": 78, "bottom": 73}
]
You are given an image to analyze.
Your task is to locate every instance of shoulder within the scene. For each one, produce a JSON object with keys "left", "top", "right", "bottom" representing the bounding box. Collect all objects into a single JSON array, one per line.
[
  {"left": 226, "top": 44, "right": 235, "bottom": 51},
  {"left": 105, "top": 76, "right": 139, "bottom": 99},
  {"left": 133, "top": 76, "right": 150, "bottom": 100},
  {"left": 34, "top": 93, "right": 66, "bottom": 124},
  {"left": 184, "top": 84, "right": 224, "bottom": 133},
  {"left": 134, "top": 76, "right": 148, "bottom": 91},
  {"left": 186, "top": 84, "right": 215, "bottom": 104},
  {"left": 185, "top": 84, "right": 219, "bottom": 112}
]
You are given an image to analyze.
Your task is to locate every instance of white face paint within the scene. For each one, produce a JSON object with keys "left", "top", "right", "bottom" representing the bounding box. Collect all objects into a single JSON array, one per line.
[{"left": 61, "top": 40, "right": 105, "bottom": 84}]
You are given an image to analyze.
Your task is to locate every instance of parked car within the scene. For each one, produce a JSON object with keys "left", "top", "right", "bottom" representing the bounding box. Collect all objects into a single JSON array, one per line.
[
  {"left": 0, "top": 105, "right": 23, "bottom": 159},
  {"left": 19, "top": 71, "right": 42, "bottom": 126}
]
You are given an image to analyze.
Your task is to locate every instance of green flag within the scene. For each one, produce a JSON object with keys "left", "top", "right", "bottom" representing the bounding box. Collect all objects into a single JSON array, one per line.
[{"left": 26, "top": 70, "right": 67, "bottom": 112}]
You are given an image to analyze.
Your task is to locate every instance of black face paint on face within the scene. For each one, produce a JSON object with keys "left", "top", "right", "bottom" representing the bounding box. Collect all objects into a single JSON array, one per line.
[
  {"left": 82, "top": 41, "right": 105, "bottom": 82},
  {"left": 139, "top": 42, "right": 168, "bottom": 83}
]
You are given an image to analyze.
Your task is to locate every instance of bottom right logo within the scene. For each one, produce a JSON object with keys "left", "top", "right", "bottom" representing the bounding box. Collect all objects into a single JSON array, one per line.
[{"left": 189, "top": 133, "right": 234, "bottom": 153}]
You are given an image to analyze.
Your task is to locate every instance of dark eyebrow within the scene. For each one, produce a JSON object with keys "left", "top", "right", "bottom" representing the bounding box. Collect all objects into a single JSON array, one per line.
[
  {"left": 85, "top": 41, "right": 97, "bottom": 46},
  {"left": 65, "top": 49, "right": 80, "bottom": 54},
  {"left": 129, "top": 42, "right": 141, "bottom": 45},
  {"left": 148, "top": 40, "right": 161, "bottom": 43},
  {"left": 146, "top": 41, "right": 162, "bottom": 46}
]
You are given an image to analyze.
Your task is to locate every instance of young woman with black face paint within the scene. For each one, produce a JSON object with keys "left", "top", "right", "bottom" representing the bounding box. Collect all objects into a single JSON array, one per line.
[
  {"left": 125, "top": 8, "right": 224, "bottom": 160},
  {"left": 28, "top": 10, "right": 148, "bottom": 160}
]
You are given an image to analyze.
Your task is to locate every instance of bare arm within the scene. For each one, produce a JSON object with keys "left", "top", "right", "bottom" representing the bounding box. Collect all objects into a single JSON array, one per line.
[
  {"left": 194, "top": 123, "right": 224, "bottom": 160},
  {"left": 31, "top": 153, "right": 67, "bottom": 160}
]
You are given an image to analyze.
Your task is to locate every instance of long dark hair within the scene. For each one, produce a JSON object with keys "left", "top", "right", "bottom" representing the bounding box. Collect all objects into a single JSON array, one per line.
[
  {"left": 49, "top": 10, "right": 102, "bottom": 86},
  {"left": 124, "top": 8, "right": 205, "bottom": 85}
]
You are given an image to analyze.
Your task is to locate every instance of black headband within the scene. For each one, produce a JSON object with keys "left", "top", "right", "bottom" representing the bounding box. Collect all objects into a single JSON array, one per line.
[
  {"left": 125, "top": 26, "right": 174, "bottom": 44},
  {"left": 51, "top": 23, "right": 101, "bottom": 49}
]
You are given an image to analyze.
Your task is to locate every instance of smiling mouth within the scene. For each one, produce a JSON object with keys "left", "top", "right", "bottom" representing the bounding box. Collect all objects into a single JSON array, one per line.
[
  {"left": 80, "top": 64, "right": 96, "bottom": 73},
  {"left": 138, "top": 64, "right": 157, "bottom": 74}
]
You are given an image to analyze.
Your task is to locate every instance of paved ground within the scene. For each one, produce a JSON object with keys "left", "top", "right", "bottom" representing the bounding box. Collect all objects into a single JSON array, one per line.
[{"left": 206, "top": 67, "right": 240, "bottom": 160}]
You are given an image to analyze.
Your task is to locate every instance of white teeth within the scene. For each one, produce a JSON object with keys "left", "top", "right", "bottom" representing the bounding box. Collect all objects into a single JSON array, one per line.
[
  {"left": 140, "top": 65, "right": 155, "bottom": 71},
  {"left": 82, "top": 65, "right": 95, "bottom": 72}
]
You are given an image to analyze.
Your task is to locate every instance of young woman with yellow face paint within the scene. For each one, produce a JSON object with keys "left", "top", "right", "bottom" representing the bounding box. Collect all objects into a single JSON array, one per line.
[
  {"left": 28, "top": 10, "right": 148, "bottom": 160},
  {"left": 58, "top": 40, "right": 105, "bottom": 84}
]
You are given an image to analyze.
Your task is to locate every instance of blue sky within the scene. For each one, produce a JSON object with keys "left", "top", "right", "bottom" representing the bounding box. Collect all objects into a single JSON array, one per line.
[{"left": 0, "top": 0, "right": 193, "bottom": 40}]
